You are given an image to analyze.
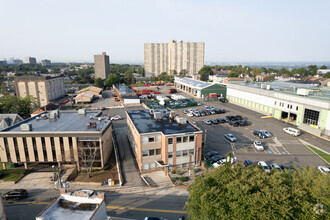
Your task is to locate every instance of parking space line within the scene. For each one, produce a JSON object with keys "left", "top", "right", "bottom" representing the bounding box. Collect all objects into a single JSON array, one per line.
[{"left": 281, "top": 146, "right": 290, "bottom": 155}]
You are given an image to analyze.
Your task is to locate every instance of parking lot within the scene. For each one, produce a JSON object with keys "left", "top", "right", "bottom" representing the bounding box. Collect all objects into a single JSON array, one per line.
[{"left": 161, "top": 87, "right": 329, "bottom": 168}]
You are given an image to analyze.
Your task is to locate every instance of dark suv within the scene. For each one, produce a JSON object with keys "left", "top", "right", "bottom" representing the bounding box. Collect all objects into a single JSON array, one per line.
[{"left": 2, "top": 189, "right": 28, "bottom": 200}]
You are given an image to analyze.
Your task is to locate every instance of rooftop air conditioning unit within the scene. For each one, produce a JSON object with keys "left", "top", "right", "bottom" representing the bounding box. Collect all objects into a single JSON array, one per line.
[
  {"left": 154, "top": 111, "right": 163, "bottom": 120},
  {"left": 78, "top": 108, "right": 86, "bottom": 115},
  {"left": 297, "top": 88, "right": 309, "bottom": 96},
  {"left": 266, "top": 85, "right": 271, "bottom": 90},
  {"left": 175, "top": 116, "right": 187, "bottom": 125},
  {"left": 20, "top": 123, "right": 32, "bottom": 131},
  {"left": 149, "top": 109, "right": 154, "bottom": 115},
  {"left": 261, "top": 84, "right": 267, "bottom": 89},
  {"left": 49, "top": 110, "right": 59, "bottom": 119}
]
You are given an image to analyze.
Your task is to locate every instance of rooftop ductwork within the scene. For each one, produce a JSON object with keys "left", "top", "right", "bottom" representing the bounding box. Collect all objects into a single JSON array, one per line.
[
  {"left": 20, "top": 123, "right": 32, "bottom": 131},
  {"left": 175, "top": 116, "right": 187, "bottom": 125},
  {"left": 154, "top": 111, "right": 163, "bottom": 120}
]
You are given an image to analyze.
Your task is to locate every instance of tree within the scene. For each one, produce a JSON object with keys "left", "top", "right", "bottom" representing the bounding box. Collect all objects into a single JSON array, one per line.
[
  {"left": 278, "top": 67, "right": 290, "bottom": 76},
  {"left": 323, "top": 72, "right": 330, "bottom": 78},
  {"left": 251, "top": 68, "right": 262, "bottom": 77},
  {"left": 78, "top": 142, "right": 99, "bottom": 178},
  {"left": 198, "top": 66, "right": 213, "bottom": 81},
  {"left": 320, "top": 65, "right": 327, "bottom": 69},
  {"left": 179, "top": 69, "right": 187, "bottom": 76},
  {"left": 296, "top": 67, "right": 308, "bottom": 76},
  {"left": 137, "top": 67, "right": 145, "bottom": 77},
  {"left": 308, "top": 65, "right": 318, "bottom": 76},
  {"left": 173, "top": 70, "right": 178, "bottom": 75},
  {"left": 94, "top": 77, "right": 104, "bottom": 88},
  {"left": 227, "top": 71, "right": 239, "bottom": 78},
  {"left": 124, "top": 69, "right": 134, "bottom": 85},
  {"left": 0, "top": 95, "right": 38, "bottom": 118},
  {"left": 105, "top": 73, "right": 120, "bottom": 87},
  {"left": 186, "top": 165, "right": 329, "bottom": 219}
]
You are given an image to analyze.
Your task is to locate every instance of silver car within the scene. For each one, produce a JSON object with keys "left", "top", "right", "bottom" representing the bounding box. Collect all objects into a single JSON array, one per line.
[
  {"left": 224, "top": 133, "right": 237, "bottom": 142},
  {"left": 261, "top": 130, "right": 272, "bottom": 138}
]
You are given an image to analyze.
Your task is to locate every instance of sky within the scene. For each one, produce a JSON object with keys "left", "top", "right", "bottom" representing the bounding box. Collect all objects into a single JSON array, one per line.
[{"left": 0, "top": 0, "right": 330, "bottom": 64}]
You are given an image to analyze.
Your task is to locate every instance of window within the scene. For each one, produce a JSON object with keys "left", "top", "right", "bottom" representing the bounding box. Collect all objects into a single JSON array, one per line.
[
  {"left": 290, "top": 105, "right": 292, "bottom": 109},
  {"left": 274, "top": 101, "right": 277, "bottom": 105},
  {"left": 156, "top": 149, "right": 161, "bottom": 155},
  {"left": 303, "top": 108, "right": 320, "bottom": 126},
  {"left": 168, "top": 152, "right": 173, "bottom": 158},
  {"left": 142, "top": 150, "right": 148, "bottom": 157},
  {"left": 142, "top": 164, "right": 148, "bottom": 171},
  {"left": 287, "top": 104, "right": 290, "bottom": 108},
  {"left": 168, "top": 138, "right": 173, "bottom": 145},
  {"left": 148, "top": 137, "right": 155, "bottom": 143},
  {"left": 189, "top": 149, "right": 194, "bottom": 155},
  {"left": 177, "top": 137, "right": 182, "bottom": 143},
  {"left": 149, "top": 163, "right": 155, "bottom": 170},
  {"left": 176, "top": 164, "right": 182, "bottom": 169},
  {"left": 296, "top": 106, "right": 299, "bottom": 111},
  {"left": 142, "top": 136, "right": 148, "bottom": 144},
  {"left": 183, "top": 150, "right": 188, "bottom": 156},
  {"left": 182, "top": 163, "right": 188, "bottom": 168},
  {"left": 149, "top": 149, "right": 155, "bottom": 156},
  {"left": 189, "top": 136, "right": 194, "bottom": 142},
  {"left": 183, "top": 136, "right": 188, "bottom": 143},
  {"left": 176, "top": 151, "right": 181, "bottom": 157}
]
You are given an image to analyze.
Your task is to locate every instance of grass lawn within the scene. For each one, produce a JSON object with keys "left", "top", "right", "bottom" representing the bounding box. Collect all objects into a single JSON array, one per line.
[
  {"left": 0, "top": 169, "right": 28, "bottom": 182},
  {"left": 307, "top": 145, "right": 330, "bottom": 164},
  {"left": 1, "top": 174, "right": 24, "bottom": 181}
]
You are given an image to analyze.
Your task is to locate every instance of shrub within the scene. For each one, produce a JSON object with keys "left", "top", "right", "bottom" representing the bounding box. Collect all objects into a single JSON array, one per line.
[
  {"left": 102, "top": 165, "right": 110, "bottom": 170},
  {"left": 180, "top": 176, "right": 189, "bottom": 182},
  {"left": 75, "top": 106, "right": 82, "bottom": 110},
  {"left": 193, "top": 168, "right": 202, "bottom": 174},
  {"left": 171, "top": 170, "right": 177, "bottom": 174},
  {"left": 171, "top": 177, "right": 178, "bottom": 182}
]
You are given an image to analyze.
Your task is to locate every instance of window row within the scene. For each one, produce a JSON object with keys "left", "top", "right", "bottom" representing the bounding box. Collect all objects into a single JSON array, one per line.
[
  {"left": 275, "top": 101, "right": 298, "bottom": 111},
  {"left": 168, "top": 135, "right": 194, "bottom": 145},
  {"left": 169, "top": 162, "right": 194, "bottom": 170},
  {"left": 142, "top": 135, "right": 161, "bottom": 144},
  {"left": 142, "top": 148, "right": 161, "bottom": 157},
  {"left": 168, "top": 149, "right": 194, "bottom": 158},
  {"left": 142, "top": 162, "right": 162, "bottom": 171}
]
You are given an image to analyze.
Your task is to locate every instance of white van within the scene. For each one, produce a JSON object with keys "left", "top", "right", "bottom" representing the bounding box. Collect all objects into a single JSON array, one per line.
[{"left": 283, "top": 127, "right": 300, "bottom": 137}]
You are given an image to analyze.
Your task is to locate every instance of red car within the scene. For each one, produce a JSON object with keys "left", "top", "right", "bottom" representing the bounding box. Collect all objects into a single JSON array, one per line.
[
  {"left": 115, "top": 98, "right": 119, "bottom": 102},
  {"left": 99, "top": 107, "right": 106, "bottom": 111},
  {"left": 154, "top": 91, "right": 161, "bottom": 94}
]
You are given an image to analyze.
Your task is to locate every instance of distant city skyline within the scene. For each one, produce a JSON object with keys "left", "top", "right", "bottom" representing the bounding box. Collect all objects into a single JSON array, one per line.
[{"left": 0, "top": 0, "right": 329, "bottom": 64}]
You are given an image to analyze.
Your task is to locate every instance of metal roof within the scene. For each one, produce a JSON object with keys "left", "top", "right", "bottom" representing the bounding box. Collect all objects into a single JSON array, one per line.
[{"left": 175, "top": 77, "right": 215, "bottom": 89}]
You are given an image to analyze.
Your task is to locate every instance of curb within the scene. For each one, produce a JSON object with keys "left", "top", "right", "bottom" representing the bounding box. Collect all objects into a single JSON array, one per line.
[{"left": 298, "top": 128, "right": 330, "bottom": 142}]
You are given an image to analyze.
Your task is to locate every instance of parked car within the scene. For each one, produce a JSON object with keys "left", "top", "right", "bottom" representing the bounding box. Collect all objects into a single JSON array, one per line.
[
  {"left": 229, "top": 121, "right": 240, "bottom": 127},
  {"left": 318, "top": 166, "right": 330, "bottom": 174},
  {"left": 253, "top": 141, "right": 264, "bottom": 151},
  {"left": 211, "top": 119, "right": 219, "bottom": 124},
  {"left": 280, "top": 165, "right": 294, "bottom": 171},
  {"left": 239, "top": 120, "right": 251, "bottom": 126},
  {"left": 203, "top": 109, "right": 211, "bottom": 115},
  {"left": 2, "top": 189, "right": 28, "bottom": 200},
  {"left": 226, "top": 115, "right": 236, "bottom": 121},
  {"left": 208, "top": 155, "right": 225, "bottom": 164},
  {"left": 253, "top": 130, "right": 267, "bottom": 139},
  {"left": 283, "top": 127, "right": 300, "bottom": 136},
  {"left": 193, "top": 111, "right": 200, "bottom": 117},
  {"left": 99, "top": 107, "right": 106, "bottom": 111},
  {"left": 199, "top": 110, "right": 206, "bottom": 116},
  {"left": 217, "top": 118, "right": 227, "bottom": 123},
  {"left": 210, "top": 110, "right": 216, "bottom": 115},
  {"left": 234, "top": 115, "right": 243, "bottom": 120},
  {"left": 182, "top": 110, "right": 189, "bottom": 114},
  {"left": 258, "top": 161, "right": 270, "bottom": 173},
  {"left": 203, "top": 151, "right": 220, "bottom": 160},
  {"left": 144, "top": 217, "right": 165, "bottom": 220},
  {"left": 244, "top": 160, "right": 254, "bottom": 167},
  {"left": 261, "top": 130, "right": 272, "bottom": 138},
  {"left": 270, "top": 163, "right": 282, "bottom": 172},
  {"left": 224, "top": 133, "right": 237, "bottom": 142},
  {"left": 203, "top": 120, "right": 212, "bottom": 125},
  {"left": 187, "top": 112, "right": 194, "bottom": 117},
  {"left": 111, "top": 115, "right": 122, "bottom": 120},
  {"left": 197, "top": 102, "right": 202, "bottom": 106},
  {"left": 215, "top": 108, "right": 226, "bottom": 114},
  {"left": 219, "top": 97, "right": 228, "bottom": 103}
]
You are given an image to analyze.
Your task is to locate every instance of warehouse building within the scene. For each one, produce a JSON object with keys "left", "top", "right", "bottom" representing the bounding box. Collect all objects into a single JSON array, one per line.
[
  {"left": 227, "top": 81, "right": 330, "bottom": 137},
  {"left": 74, "top": 86, "right": 103, "bottom": 103},
  {"left": 0, "top": 109, "right": 112, "bottom": 169},
  {"left": 126, "top": 109, "right": 203, "bottom": 176},
  {"left": 113, "top": 84, "right": 140, "bottom": 104},
  {"left": 174, "top": 77, "right": 226, "bottom": 98}
]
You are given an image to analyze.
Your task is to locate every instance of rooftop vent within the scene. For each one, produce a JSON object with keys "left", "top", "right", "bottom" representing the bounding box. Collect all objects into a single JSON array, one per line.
[
  {"left": 154, "top": 111, "right": 163, "bottom": 120},
  {"left": 297, "top": 88, "right": 309, "bottom": 96},
  {"left": 149, "top": 109, "right": 154, "bottom": 115},
  {"left": 20, "top": 123, "right": 32, "bottom": 131},
  {"left": 49, "top": 110, "right": 60, "bottom": 119},
  {"left": 266, "top": 85, "right": 271, "bottom": 90},
  {"left": 175, "top": 116, "right": 187, "bottom": 125},
  {"left": 78, "top": 108, "right": 86, "bottom": 115}
]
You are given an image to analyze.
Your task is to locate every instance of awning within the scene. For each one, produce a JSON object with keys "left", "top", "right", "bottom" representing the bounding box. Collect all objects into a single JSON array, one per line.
[{"left": 155, "top": 160, "right": 169, "bottom": 167}]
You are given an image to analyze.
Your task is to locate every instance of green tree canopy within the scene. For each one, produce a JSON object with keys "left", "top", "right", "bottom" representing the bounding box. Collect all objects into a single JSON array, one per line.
[
  {"left": 320, "top": 65, "right": 327, "bottom": 69},
  {"left": 323, "top": 72, "right": 330, "bottom": 78},
  {"left": 0, "top": 95, "right": 39, "bottom": 118},
  {"left": 137, "top": 67, "right": 145, "bottom": 77},
  {"left": 308, "top": 65, "right": 318, "bottom": 76},
  {"left": 186, "top": 165, "right": 329, "bottom": 220},
  {"left": 105, "top": 73, "right": 120, "bottom": 87},
  {"left": 198, "top": 66, "right": 213, "bottom": 81},
  {"left": 124, "top": 69, "right": 134, "bottom": 85},
  {"left": 179, "top": 69, "right": 187, "bottom": 76},
  {"left": 227, "top": 71, "right": 239, "bottom": 78},
  {"left": 94, "top": 77, "right": 104, "bottom": 88},
  {"left": 278, "top": 67, "right": 291, "bottom": 76},
  {"left": 251, "top": 68, "right": 262, "bottom": 76}
]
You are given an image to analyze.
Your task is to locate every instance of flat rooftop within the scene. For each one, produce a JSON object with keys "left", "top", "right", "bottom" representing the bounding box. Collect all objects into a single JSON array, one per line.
[
  {"left": 127, "top": 109, "right": 199, "bottom": 135},
  {"left": 115, "top": 84, "right": 136, "bottom": 95},
  {"left": 1, "top": 110, "right": 110, "bottom": 133},
  {"left": 229, "top": 81, "right": 330, "bottom": 102}
]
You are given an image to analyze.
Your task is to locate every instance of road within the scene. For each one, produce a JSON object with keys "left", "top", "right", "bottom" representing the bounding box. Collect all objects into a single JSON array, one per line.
[{"left": 1, "top": 189, "right": 188, "bottom": 220}]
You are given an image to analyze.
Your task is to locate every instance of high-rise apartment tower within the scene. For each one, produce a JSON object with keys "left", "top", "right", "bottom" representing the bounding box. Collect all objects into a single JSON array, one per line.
[
  {"left": 144, "top": 40, "right": 205, "bottom": 77},
  {"left": 94, "top": 52, "right": 110, "bottom": 80}
]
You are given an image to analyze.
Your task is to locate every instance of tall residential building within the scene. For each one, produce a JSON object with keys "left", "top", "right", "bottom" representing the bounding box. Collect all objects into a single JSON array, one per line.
[
  {"left": 14, "top": 75, "right": 66, "bottom": 107},
  {"left": 144, "top": 40, "right": 205, "bottom": 77},
  {"left": 24, "top": 57, "right": 37, "bottom": 64},
  {"left": 94, "top": 52, "right": 110, "bottom": 80},
  {"left": 13, "top": 59, "right": 23, "bottom": 65},
  {"left": 41, "top": 59, "right": 51, "bottom": 66}
]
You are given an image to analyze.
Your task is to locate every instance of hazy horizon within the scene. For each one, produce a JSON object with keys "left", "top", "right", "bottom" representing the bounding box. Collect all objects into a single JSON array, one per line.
[{"left": 1, "top": 0, "right": 329, "bottom": 64}]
